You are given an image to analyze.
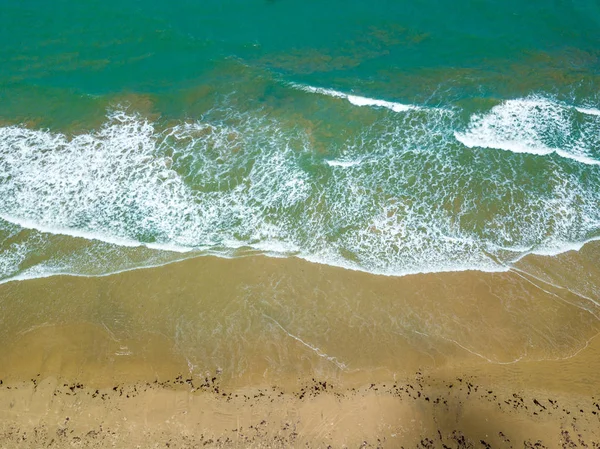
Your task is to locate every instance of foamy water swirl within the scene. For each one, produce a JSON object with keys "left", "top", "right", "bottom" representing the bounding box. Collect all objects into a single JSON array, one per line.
[{"left": 1, "top": 93, "right": 599, "bottom": 282}]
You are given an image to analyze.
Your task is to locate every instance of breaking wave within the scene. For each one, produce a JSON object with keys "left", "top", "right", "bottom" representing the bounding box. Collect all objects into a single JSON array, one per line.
[
  {"left": 289, "top": 83, "right": 418, "bottom": 112},
  {"left": 1, "top": 93, "right": 599, "bottom": 282},
  {"left": 455, "top": 96, "right": 600, "bottom": 166}
]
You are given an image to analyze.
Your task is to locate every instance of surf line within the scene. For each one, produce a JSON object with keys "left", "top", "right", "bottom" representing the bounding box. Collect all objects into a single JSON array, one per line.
[
  {"left": 289, "top": 83, "right": 418, "bottom": 113},
  {"left": 0, "top": 213, "right": 193, "bottom": 253}
]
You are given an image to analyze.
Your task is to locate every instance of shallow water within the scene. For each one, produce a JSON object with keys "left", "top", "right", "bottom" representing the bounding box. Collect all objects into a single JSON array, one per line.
[
  {"left": 1, "top": 245, "right": 599, "bottom": 387},
  {"left": 1, "top": 1, "right": 600, "bottom": 280}
]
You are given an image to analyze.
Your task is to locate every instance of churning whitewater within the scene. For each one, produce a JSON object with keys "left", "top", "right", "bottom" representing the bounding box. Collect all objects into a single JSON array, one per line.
[{"left": 1, "top": 91, "right": 600, "bottom": 283}]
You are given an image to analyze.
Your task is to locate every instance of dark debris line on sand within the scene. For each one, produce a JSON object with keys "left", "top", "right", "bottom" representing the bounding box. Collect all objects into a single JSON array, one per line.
[{"left": 0, "top": 372, "right": 599, "bottom": 448}]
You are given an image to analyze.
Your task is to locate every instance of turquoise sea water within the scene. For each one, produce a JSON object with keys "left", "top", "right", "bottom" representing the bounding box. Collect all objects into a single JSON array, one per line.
[{"left": 1, "top": 0, "right": 600, "bottom": 281}]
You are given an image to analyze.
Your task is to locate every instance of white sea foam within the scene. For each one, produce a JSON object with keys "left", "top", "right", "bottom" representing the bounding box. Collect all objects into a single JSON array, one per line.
[
  {"left": 346, "top": 95, "right": 413, "bottom": 112},
  {"left": 1, "top": 214, "right": 145, "bottom": 249},
  {"left": 456, "top": 133, "right": 600, "bottom": 166},
  {"left": 325, "top": 159, "right": 362, "bottom": 167},
  {"left": 0, "top": 109, "right": 315, "bottom": 281},
  {"left": 519, "top": 235, "right": 600, "bottom": 259},
  {"left": 0, "top": 254, "right": 197, "bottom": 286},
  {"left": 456, "top": 96, "right": 600, "bottom": 165},
  {"left": 0, "top": 239, "right": 32, "bottom": 280},
  {"left": 296, "top": 85, "right": 347, "bottom": 98},
  {"left": 290, "top": 83, "right": 417, "bottom": 113},
  {"left": 1, "top": 99, "right": 599, "bottom": 283},
  {"left": 576, "top": 106, "right": 600, "bottom": 116}
]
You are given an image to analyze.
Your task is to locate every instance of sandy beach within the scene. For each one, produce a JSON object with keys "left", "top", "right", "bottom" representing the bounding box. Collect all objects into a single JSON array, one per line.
[
  {"left": 2, "top": 1, "right": 600, "bottom": 446},
  {"left": 1, "top": 242, "right": 599, "bottom": 447}
]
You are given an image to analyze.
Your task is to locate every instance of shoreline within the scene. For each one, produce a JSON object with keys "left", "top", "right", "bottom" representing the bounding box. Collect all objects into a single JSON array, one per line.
[
  {"left": 4, "top": 233, "right": 600, "bottom": 288},
  {"left": 1, "top": 246, "right": 599, "bottom": 447}
]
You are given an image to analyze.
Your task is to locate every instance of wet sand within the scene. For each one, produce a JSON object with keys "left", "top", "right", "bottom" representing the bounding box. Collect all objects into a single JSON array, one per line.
[{"left": 0, "top": 242, "right": 599, "bottom": 447}]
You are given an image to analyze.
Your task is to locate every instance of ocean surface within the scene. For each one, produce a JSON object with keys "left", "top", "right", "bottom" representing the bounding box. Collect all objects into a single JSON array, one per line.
[{"left": 1, "top": 0, "right": 600, "bottom": 282}]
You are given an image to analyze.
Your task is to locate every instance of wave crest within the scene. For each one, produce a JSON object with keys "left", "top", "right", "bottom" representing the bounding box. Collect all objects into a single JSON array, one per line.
[
  {"left": 455, "top": 96, "right": 600, "bottom": 165},
  {"left": 290, "top": 83, "right": 417, "bottom": 113},
  {"left": 1, "top": 96, "right": 599, "bottom": 282}
]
